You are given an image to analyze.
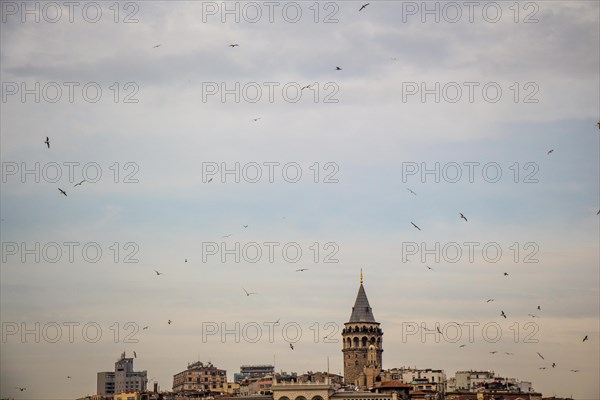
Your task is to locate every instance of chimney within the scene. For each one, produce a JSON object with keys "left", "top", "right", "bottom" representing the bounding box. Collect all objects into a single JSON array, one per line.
[{"left": 154, "top": 382, "right": 158, "bottom": 392}]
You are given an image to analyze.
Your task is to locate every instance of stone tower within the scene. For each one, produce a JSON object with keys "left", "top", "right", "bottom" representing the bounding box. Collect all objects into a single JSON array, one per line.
[{"left": 342, "top": 270, "right": 383, "bottom": 385}]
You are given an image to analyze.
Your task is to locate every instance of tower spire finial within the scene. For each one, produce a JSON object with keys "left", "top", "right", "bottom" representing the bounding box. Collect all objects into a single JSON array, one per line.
[{"left": 360, "top": 268, "right": 363, "bottom": 284}]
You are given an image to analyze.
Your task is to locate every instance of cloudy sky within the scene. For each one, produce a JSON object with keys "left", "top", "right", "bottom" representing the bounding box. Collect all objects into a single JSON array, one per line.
[{"left": 1, "top": 1, "right": 599, "bottom": 399}]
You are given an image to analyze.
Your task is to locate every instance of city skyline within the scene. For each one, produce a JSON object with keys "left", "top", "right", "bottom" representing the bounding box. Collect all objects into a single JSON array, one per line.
[{"left": 1, "top": 1, "right": 599, "bottom": 399}]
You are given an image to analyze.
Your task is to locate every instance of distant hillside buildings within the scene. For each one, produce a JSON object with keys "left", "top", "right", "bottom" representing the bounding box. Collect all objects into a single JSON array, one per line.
[{"left": 93, "top": 273, "right": 544, "bottom": 400}]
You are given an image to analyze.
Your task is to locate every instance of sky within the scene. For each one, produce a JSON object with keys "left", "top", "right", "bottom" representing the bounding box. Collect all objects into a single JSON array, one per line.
[{"left": 0, "top": 0, "right": 599, "bottom": 399}]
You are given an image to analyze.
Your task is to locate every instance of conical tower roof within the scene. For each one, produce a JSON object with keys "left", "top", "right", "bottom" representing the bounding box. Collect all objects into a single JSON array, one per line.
[{"left": 348, "top": 283, "right": 376, "bottom": 323}]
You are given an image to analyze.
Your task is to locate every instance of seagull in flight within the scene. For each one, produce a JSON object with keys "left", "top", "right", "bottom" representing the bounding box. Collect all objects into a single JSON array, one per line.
[
  {"left": 252, "top": 118, "right": 261, "bottom": 122},
  {"left": 67, "top": 376, "right": 72, "bottom": 379},
  {"left": 504, "top": 272, "right": 509, "bottom": 276},
  {"left": 489, "top": 351, "right": 498, "bottom": 354},
  {"left": 547, "top": 149, "right": 554, "bottom": 155},
  {"left": 229, "top": 43, "right": 239, "bottom": 47},
  {"left": 74, "top": 180, "right": 86, "bottom": 187},
  {"left": 168, "top": 319, "right": 172, "bottom": 325},
  {"left": 153, "top": 44, "right": 161, "bottom": 48},
  {"left": 296, "top": 268, "right": 309, "bottom": 272},
  {"left": 528, "top": 314, "right": 539, "bottom": 318},
  {"left": 583, "top": 335, "right": 589, "bottom": 342},
  {"left": 16, "top": 387, "right": 26, "bottom": 391},
  {"left": 133, "top": 351, "right": 137, "bottom": 358},
  {"left": 459, "top": 344, "right": 466, "bottom": 348},
  {"left": 143, "top": 326, "right": 149, "bottom": 330},
  {"left": 552, "top": 362, "right": 556, "bottom": 368},
  {"left": 501, "top": 311, "right": 507, "bottom": 319},
  {"left": 537, "top": 305, "right": 541, "bottom": 310},
  {"left": 460, "top": 213, "right": 468, "bottom": 222},
  {"left": 335, "top": 66, "right": 342, "bottom": 70},
  {"left": 301, "top": 84, "right": 313, "bottom": 91},
  {"left": 539, "top": 367, "right": 547, "bottom": 370},
  {"left": 505, "top": 352, "right": 514, "bottom": 355},
  {"left": 44, "top": 136, "right": 50, "bottom": 148},
  {"left": 570, "top": 369, "right": 580, "bottom": 372},
  {"left": 185, "top": 259, "right": 187, "bottom": 263},
  {"left": 242, "top": 287, "right": 257, "bottom": 296},
  {"left": 537, "top": 352, "right": 545, "bottom": 360},
  {"left": 411, "top": 222, "right": 421, "bottom": 231},
  {"left": 154, "top": 270, "right": 164, "bottom": 276},
  {"left": 207, "top": 178, "right": 213, "bottom": 183},
  {"left": 425, "top": 265, "right": 433, "bottom": 270},
  {"left": 289, "top": 342, "right": 294, "bottom": 350},
  {"left": 406, "top": 188, "right": 417, "bottom": 195},
  {"left": 359, "top": 3, "right": 370, "bottom": 11},
  {"left": 58, "top": 188, "right": 67, "bottom": 196},
  {"left": 243, "top": 225, "right": 248, "bottom": 228},
  {"left": 486, "top": 299, "right": 495, "bottom": 303}
]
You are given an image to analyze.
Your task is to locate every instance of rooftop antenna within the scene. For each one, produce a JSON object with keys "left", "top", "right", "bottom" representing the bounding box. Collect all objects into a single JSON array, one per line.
[{"left": 360, "top": 269, "right": 363, "bottom": 284}]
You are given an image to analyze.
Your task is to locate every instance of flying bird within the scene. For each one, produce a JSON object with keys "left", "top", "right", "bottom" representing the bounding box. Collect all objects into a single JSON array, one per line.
[
  {"left": 460, "top": 213, "right": 468, "bottom": 222},
  {"left": 359, "top": 3, "right": 370, "bottom": 11},
  {"left": 425, "top": 265, "right": 433, "bottom": 270},
  {"left": 489, "top": 351, "right": 498, "bottom": 354},
  {"left": 143, "top": 326, "right": 149, "bottom": 330},
  {"left": 67, "top": 376, "right": 72, "bottom": 379},
  {"left": 537, "top": 305, "right": 541, "bottom": 310},
  {"left": 289, "top": 342, "right": 294, "bottom": 350},
  {"left": 537, "top": 352, "right": 545, "bottom": 360},
  {"left": 243, "top": 225, "right": 248, "bottom": 228},
  {"left": 133, "top": 351, "right": 137, "bottom": 358},
  {"left": 486, "top": 299, "right": 495, "bottom": 303},
  {"left": 501, "top": 311, "right": 507, "bottom": 319},
  {"left": 301, "top": 84, "right": 313, "bottom": 91},
  {"left": 583, "top": 335, "right": 588, "bottom": 342},
  {"left": 16, "top": 387, "right": 26, "bottom": 391},
  {"left": 570, "top": 369, "right": 579, "bottom": 372},
  {"left": 185, "top": 259, "right": 187, "bottom": 263},
  {"left": 528, "top": 314, "right": 539, "bottom": 318},
  {"left": 547, "top": 149, "right": 554, "bottom": 155},
  {"left": 335, "top": 66, "right": 342, "bottom": 70},
  {"left": 552, "top": 362, "right": 556, "bottom": 368},
  {"left": 168, "top": 320, "right": 172, "bottom": 325},
  {"left": 154, "top": 270, "right": 163, "bottom": 276},
  {"left": 229, "top": 44, "right": 239, "bottom": 47},
  {"left": 208, "top": 178, "right": 213, "bottom": 183},
  {"left": 411, "top": 222, "right": 421, "bottom": 231},
  {"left": 242, "top": 287, "right": 257, "bottom": 296},
  {"left": 503, "top": 272, "right": 509, "bottom": 276},
  {"left": 58, "top": 188, "right": 67, "bottom": 196},
  {"left": 252, "top": 118, "right": 261, "bottom": 122},
  {"left": 44, "top": 136, "right": 50, "bottom": 148},
  {"left": 296, "top": 268, "right": 309, "bottom": 272},
  {"left": 153, "top": 44, "right": 161, "bottom": 48},
  {"left": 505, "top": 352, "right": 514, "bottom": 355},
  {"left": 74, "top": 179, "right": 86, "bottom": 187},
  {"left": 539, "top": 367, "right": 547, "bottom": 370},
  {"left": 407, "top": 188, "right": 417, "bottom": 195},
  {"left": 459, "top": 344, "right": 466, "bottom": 348},
  {"left": 222, "top": 234, "right": 232, "bottom": 238}
]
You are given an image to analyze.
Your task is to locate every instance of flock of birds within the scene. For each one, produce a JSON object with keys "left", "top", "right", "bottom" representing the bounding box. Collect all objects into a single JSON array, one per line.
[
  {"left": 402, "top": 125, "right": 599, "bottom": 375},
  {"left": 14, "top": 3, "right": 597, "bottom": 394}
]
